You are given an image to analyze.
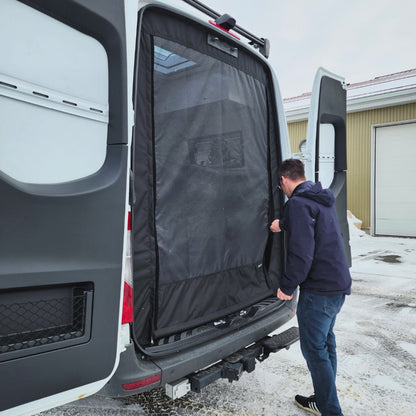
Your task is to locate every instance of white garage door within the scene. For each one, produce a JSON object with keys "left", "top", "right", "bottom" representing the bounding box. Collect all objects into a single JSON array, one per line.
[{"left": 374, "top": 122, "right": 416, "bottom": 237}]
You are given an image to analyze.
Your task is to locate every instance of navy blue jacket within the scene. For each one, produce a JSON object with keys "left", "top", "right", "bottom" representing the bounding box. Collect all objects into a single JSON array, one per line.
[{"left": 279, "top": 181, "right": 351, "bottom": 296}]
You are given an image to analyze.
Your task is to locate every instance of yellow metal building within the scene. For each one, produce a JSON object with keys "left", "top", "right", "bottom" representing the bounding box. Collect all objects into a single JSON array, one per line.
[{"left": 284, "top": 69, "right": 416, "bottom": 237}]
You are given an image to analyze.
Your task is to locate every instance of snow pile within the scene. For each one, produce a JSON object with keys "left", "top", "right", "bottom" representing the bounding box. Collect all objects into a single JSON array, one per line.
[{"left": 347, "top": 210, "right": 367, "bottom": 240}]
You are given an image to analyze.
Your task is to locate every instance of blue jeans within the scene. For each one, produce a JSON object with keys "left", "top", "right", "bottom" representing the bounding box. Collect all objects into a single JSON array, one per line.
[{"left": 297, "top": 291, "right": 345, "bottom": 416}]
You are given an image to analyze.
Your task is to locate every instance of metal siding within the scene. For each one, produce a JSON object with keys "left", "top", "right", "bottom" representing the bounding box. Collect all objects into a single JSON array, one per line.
[
  {"left": 347, "top": 111, "right": 372, "bottom": 229},
  {"left": 287, "top": 120, "right": 307, "bottom": 155},
  {"left": 288, "top": 102, "right": 416, "bottom": 229}
]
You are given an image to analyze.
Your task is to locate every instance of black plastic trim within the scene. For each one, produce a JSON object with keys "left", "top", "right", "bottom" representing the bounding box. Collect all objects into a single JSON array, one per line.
[
  {"left": 315, "top": 76, "right": 347, "bottom": 176},
  {"left": 314, "top": 75, "right": 350, "bottom": 266},
  {"left": 100, "top": 293, "right": 296, "bottom": 397},
  {"left": 146, "top": 296, "right": 290, "bottom": 356}
]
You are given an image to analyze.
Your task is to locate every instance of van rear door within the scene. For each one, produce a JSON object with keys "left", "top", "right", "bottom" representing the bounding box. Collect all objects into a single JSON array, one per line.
[
  {"left": 0, "top": 0, "right": 128, "bottom": 414},
  {"left": 304, "top": 68, "right": 351, "bottom": 265}
]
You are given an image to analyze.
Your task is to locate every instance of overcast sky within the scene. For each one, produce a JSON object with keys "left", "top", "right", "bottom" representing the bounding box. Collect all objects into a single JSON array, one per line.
[{"left": 201, "top": 0, "right": 416, "bottom": 98}]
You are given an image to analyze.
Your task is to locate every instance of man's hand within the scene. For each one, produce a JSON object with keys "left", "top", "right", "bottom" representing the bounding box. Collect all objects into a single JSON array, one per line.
[
  {"left": 270, "top": 219, "right": 281, "bottom": 233},
  {"left": 277, "top": 288, "right": 293, "bottom": 301}
]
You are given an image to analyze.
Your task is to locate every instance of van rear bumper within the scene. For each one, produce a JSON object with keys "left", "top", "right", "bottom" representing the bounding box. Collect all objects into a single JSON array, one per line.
[{"left": 99, "top": 295, "right": 297, "bottom": 398}]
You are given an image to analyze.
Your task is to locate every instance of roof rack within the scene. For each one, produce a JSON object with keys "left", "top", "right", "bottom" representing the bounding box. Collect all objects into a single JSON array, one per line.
[{"left": 181, "top": 0, "right": 270, "bottom": 58}]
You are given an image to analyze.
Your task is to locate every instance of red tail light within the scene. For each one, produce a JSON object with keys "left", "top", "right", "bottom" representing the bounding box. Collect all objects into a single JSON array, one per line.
[
  {"left": 122, "top": 374, "right": 161, "bottom": 391},
  {"left": 127, "top": 211, "right": 131, "bottom": 231},
  {"left": 122, "top": 281, "right": 133, "bottom": 324}
]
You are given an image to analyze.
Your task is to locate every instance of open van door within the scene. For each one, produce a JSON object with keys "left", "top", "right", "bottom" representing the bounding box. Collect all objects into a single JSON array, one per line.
[
  {"left": 0, "top": 0, "right": 128, "bottom": 414},
  {"left": 304, "top": 68, "right": 351, "bottom": 265}
]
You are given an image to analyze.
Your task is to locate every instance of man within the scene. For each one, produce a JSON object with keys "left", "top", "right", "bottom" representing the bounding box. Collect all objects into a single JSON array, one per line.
[{"left": 270, "top": 158, "right": 351, "bottom": 416}]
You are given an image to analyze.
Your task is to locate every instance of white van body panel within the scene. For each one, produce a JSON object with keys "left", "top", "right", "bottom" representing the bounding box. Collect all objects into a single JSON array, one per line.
[{"left": 0, "top": 0, "right": 108, "bottom": 184}]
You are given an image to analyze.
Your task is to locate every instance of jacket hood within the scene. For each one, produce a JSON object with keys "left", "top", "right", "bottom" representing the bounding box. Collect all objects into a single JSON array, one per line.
[{"left": 292, "top": 181, "right": 335, "bottom": 207}]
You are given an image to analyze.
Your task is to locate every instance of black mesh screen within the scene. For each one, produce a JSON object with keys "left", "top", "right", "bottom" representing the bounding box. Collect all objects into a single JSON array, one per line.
[
  {"left": 133, "top": 9, "right": 278, "bottom": 343},
  {"left": 0, "top": 285, "right": 92, "bottom": 358},
  {"left": 152, "top": 37, "right": 271, "bottom": 335}
]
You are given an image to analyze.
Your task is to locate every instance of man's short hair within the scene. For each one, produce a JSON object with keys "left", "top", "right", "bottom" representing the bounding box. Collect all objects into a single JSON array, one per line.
[{"left": 279, "top": 158, "right": 306, "bottom": 181}]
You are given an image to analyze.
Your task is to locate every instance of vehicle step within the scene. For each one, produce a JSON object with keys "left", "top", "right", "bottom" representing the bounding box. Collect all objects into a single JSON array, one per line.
[
  {"left": 261, "top": 326, "right": 299, "bottom": 353},
  {"left": 189, "top": 327, "right": 300, "bottom": 393}
]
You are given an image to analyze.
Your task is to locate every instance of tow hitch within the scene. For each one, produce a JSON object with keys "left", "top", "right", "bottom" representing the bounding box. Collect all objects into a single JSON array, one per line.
[{"left": 188, "top": 326, "right": 299, "bottom": 393}]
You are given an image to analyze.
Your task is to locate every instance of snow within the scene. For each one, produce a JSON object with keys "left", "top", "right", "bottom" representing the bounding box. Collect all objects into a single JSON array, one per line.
[
  {"left": 38, "top": 216, "right": 416, "bottom": 415},
  {"left": 265, "top": 216, "right": 416, "bottom": 415}
]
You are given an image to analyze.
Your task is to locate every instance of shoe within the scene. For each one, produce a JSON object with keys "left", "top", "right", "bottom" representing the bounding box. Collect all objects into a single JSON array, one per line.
[{"left": 294, "top": 394, "right": 321, "bottom": 416}]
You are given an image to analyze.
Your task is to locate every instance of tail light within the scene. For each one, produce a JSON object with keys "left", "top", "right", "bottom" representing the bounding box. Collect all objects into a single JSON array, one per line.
[
  {"left": 122, "top": 211, "right": 133, "bottom": 324},
  {"left": 122, "top": 374, "right": 161, "bottom": 391},
  {"left": 122, "top": 281, "right": 133, "bottom": 324}
]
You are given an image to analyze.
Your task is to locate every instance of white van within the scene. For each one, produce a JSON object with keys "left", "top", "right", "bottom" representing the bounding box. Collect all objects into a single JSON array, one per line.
[{"left": 0, "top": 0, "right": 350, "bottom": 415}]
